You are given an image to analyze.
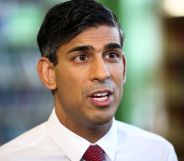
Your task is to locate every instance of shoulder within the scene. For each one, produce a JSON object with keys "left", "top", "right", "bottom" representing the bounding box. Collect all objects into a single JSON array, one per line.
[
  {"left": 115, "top": 120, "right": 168, "bottom": 142},
  {"left": 113, "top": 120, "right": 178, "bottom": 160},
  {"left": 0, "top": 122, "right": 49, "bottom": 159},
  {"left": 115, "top": 120, "right": 176, "bottom": 154}
]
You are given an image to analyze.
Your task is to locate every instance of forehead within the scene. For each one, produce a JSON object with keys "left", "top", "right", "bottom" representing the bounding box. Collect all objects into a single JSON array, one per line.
[{"left": 58, "top": 25, "right": 121, "bottom": 52}]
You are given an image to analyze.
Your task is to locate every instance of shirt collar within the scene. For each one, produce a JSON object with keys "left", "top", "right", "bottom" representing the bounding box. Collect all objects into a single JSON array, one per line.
[
  {"left": 96, "top": 118, "right": 117, "bottom": 161},
  {"left": 47, "top": 109, "right": 117, "bottom": 161}
]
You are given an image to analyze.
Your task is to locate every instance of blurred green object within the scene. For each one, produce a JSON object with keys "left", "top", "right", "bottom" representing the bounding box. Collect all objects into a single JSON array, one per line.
[{"left": 4, "top": 4, "right": 42, "bottom": 48}]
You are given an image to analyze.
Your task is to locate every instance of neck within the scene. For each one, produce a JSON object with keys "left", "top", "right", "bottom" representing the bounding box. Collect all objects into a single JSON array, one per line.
[
  {"left": 55, "top": 106, "right": 112, "bottom": 143},
  {"left": 76, "top": 121, "right": 112, "bottom": 143}
]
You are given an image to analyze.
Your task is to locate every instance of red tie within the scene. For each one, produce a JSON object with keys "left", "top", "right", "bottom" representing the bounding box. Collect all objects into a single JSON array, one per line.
[{"left": 82, "top": 145, "right": 105, "bottom": 161}]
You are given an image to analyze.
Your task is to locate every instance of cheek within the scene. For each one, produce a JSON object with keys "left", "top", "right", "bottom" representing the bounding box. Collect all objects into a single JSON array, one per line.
[
  {"left": 110, "top": 65, "right": 124, "bottom": 98},
  {"left": 55, "top": 69, "right": 85, "bottom": 96},
  {"left": 55, "top": 74, "right": 81, "bottom": 108},
  {"left": 110, "top": 64, "right": 124, "bottom": 84}
]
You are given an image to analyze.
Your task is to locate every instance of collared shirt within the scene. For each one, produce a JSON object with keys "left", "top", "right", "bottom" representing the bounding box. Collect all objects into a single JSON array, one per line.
[{"left": 0, "top": 109, "right": 178, "bottom": 161}]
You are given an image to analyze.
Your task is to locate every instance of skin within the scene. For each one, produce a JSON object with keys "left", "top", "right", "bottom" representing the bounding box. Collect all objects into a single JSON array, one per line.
[{"left": 37, "top": 25, "right": 126, "bottom": 143}]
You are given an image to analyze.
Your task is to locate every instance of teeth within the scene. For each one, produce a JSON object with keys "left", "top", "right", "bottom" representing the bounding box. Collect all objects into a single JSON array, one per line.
[
  {"left": 93, "top": 96, "right": 108, "bottom": 102},
  {"left": 94, "top": 92, "right": 108, "bottom": 97}
]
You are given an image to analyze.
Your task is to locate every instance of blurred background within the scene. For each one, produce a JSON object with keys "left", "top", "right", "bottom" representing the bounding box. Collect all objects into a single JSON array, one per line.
[{"left": 0, "top": 0, "right": 183, "bottom": 160}]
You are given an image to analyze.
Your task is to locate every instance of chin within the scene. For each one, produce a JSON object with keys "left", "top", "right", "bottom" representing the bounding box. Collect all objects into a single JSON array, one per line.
[{"left": 90, "top": 112, "right": 114, "bottom": 126}]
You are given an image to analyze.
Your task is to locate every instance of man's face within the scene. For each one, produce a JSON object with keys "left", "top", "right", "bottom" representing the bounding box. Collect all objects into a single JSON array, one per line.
[{"left": 54, "top": 25, "right": 126, "bottom": 129}]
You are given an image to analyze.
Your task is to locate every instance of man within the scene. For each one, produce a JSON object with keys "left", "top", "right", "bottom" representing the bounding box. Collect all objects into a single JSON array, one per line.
[{"left": 0, "top": 0, "right": 178, "bottom": 161}]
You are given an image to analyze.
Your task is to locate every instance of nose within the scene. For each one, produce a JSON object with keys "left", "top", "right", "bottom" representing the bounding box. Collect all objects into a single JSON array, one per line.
[{"left": 89, "top": 56, "right": 111, "bottom": 82}]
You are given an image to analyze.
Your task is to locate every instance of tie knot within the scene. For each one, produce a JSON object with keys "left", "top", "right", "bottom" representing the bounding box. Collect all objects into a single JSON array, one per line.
[{"left": 83, "top": 145, "right": 105, "bottom": 161}]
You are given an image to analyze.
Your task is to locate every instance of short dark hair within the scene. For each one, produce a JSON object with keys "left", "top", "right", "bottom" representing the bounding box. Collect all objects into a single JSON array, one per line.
[{"left": 37, "top": 0, "right": 124, "bottom": 65}]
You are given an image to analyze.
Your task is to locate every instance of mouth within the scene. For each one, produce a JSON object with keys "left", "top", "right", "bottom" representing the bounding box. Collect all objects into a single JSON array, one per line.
[{"left": 88, "top": 89, "right": 113, "bottom": 107}]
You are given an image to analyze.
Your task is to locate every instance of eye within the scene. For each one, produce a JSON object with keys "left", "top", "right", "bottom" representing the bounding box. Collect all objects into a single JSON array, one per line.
[
  {"left": 73, "top": 53, "right": 89, "bottom": 63},
  {"left": 104, "top": 51, "right": 121, "bottom": 62}
]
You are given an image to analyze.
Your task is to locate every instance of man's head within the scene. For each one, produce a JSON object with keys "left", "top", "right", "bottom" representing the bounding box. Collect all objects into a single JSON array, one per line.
[
  {"left": 37, "top": 0, "right": 124, "bottom": 65},
  {"left": 37, "top": 0, "right": 126, "bottom": 141}
]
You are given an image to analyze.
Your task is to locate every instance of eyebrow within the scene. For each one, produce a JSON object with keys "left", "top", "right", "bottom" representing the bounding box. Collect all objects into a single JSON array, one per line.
[
  {"left": 67, "top": 45, "right": 94, "bottom": 54},
  {"left": 66, "top": 43, "right": 122, "bottom": 54},
  {"left": 104, "top": 43, "right": 122, "bottom": 50}
]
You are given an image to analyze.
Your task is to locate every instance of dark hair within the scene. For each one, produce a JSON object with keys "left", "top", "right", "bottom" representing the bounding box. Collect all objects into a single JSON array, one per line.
[{"left": 37, "top": 0, "right": 124, "bottom": 65}]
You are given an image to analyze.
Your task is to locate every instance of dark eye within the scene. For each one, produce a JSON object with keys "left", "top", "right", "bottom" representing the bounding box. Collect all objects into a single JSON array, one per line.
[
  {"left": 104, "top": 51, "right": 121, "bottom": 62},
  {"left": 73, "top": 54, "right": 89, "bottom": 63}
]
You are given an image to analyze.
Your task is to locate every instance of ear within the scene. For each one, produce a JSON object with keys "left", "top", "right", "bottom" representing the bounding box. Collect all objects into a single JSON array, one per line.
[
  {"left": 37, "top": 57, "right": 56, "bottom": 90},
  {"left": 122, "top": 52, "right": 126, "bottom": 83}
]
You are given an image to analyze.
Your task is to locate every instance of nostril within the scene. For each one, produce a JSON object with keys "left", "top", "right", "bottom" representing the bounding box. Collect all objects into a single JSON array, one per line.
[{"left": 91, "top": 72, "right": 111, "bottom": 82}]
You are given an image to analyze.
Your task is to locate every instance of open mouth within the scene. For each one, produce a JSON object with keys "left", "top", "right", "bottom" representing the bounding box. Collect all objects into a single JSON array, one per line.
[
  {"left": 89, "top": 90, "right": 113, "bottom": 107},
  {"left": 92, "top": 92, "right": 110, "bottom": 101}
]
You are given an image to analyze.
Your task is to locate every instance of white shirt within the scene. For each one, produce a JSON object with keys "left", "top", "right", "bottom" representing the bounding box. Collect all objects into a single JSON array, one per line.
[{"left": 0, "top": 109, "right": 178, "bottom": 161}]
